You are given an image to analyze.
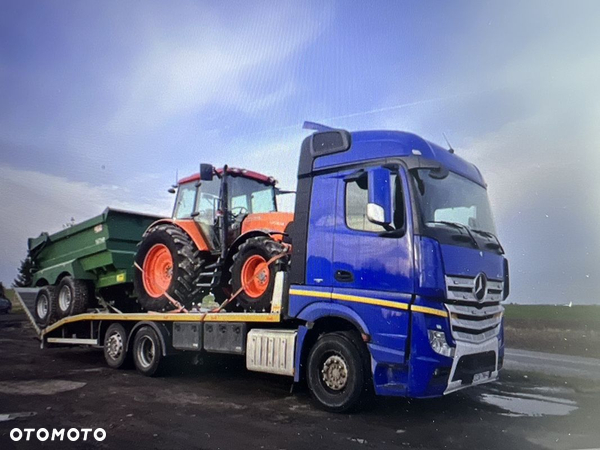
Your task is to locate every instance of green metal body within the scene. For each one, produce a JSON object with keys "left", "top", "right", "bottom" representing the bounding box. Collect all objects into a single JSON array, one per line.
[{"left": 28, "top": 208, "right": 162, "bottom": 288}]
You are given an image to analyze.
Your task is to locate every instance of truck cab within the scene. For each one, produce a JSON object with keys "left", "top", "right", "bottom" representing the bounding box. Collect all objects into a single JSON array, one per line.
[{"left": 287, "top": 129, "right": 508, "bottom": 399}]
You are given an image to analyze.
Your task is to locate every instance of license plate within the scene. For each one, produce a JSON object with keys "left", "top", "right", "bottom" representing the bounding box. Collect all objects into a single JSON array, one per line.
[{"left": 473, "top": 371, "right": 490, "bottom": 383}]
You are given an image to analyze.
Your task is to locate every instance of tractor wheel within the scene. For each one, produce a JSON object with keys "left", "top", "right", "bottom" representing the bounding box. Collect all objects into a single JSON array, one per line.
[
  {"left": 34, "top": 286, "right": 57, "bottom": 327},
  {"left": 56, "top": 277, "right": 91, "bottom": 318},
  {"left": 229, "top": 236, "right": 287, "bottom": 312},
  {"left": 134, "top": 224, "right": 206, "bottom": 312}
]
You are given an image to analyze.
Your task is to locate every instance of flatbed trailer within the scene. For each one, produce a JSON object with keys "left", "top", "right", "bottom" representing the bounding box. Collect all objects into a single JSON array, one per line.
[{"left": 19, "top": 273, "right": 303, "bottom": 380}]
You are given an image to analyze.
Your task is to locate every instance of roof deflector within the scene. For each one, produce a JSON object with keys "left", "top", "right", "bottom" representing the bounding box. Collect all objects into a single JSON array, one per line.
[{"left": 303, "top": 121, "right": 336, "bottom": 132}]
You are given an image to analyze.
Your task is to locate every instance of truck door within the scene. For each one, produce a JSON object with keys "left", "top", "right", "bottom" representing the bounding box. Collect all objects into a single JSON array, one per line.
[{"left": 331, "top": 167, "right": 413, "bottom": 358}]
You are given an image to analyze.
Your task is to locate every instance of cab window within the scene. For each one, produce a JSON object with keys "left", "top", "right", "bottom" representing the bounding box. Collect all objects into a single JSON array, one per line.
[
  {"left": 345, "top": 172, "right": 404, "bottom": 232},
  {"left": 173, "top": 182, "right": 197, "bottom": 219}
]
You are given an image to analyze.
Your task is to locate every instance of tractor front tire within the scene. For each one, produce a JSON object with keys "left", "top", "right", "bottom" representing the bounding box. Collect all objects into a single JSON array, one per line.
[
  {"left": 134, "top": 224, "right": 205, "bottom": 312},
  {"left": 230, "top": 236, "right": 287, "bottom": 312}
]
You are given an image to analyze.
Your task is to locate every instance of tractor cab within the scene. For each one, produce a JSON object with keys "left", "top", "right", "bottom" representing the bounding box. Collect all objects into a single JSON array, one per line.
[{"left": 172, "top": 166, "right": 280, "bottom": 251}]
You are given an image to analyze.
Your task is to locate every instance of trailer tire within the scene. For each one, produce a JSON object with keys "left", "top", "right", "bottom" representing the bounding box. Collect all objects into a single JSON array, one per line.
[
  {"left": 56, "top": 277, "right": 91, "bottom": 318},
  {"left": 306, "top": 331, "right": 372, "bottom": 413},
  {"left": 103, "top": 323, "right": 132, "bottom": 369},
  {"left": 134, "top": 224, "right": 206, "bottom": 312},
  {"left": 34, "top": 286, "right": 57, "bottom": 327},
  {"left": 132, "top": 326, "right": 164, "bottom": 377},
  {"left": 229, "top": 236, "right": 287, "bottom": 312}
]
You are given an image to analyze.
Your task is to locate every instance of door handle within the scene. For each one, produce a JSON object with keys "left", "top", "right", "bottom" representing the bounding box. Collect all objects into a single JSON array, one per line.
[{"left": 334, "top": 270, "right": 354, "bottom": 283}]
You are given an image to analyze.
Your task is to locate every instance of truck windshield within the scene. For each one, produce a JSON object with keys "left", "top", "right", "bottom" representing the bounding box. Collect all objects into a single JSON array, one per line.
[{"left": 412, "top": 169, "right": 497, "bottom": 234}]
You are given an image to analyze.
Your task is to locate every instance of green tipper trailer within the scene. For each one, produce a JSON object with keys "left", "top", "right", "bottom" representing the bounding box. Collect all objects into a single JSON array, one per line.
[{"left": 28, "top": 208, "right": 162, "bottom": 326}]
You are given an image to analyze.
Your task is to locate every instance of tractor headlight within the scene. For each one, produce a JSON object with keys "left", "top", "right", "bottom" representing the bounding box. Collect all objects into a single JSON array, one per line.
[{"left": 428, "top": 330, "right": 455, "bottom": 358}]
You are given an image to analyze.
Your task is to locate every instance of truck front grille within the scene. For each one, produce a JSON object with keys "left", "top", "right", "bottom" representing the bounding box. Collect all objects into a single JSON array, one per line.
[{"left": 444, "top": 275, "right": 504, "bottom": 344}]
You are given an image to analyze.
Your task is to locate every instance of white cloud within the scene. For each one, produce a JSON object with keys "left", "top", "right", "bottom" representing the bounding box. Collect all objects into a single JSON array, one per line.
[{"left": 109, "top": 4, "right": 331, "bottom": 132}]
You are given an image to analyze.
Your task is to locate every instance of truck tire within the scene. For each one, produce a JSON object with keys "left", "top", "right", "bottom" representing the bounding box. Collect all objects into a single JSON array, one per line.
[
  {"left": 306, "top": 331, "right": 373, "bottom": 413},
  {"left": 56, "top": 277, "right": 91, "bottom": 318},
  {"left": 103, "top": 323, "right": 132, "bottom": 369},
  {"left": 134, "top": 224, "right": 206, "bottom": 312},
  {"left": 229, "top": 236, "right": 287, "bottom": 311},
  {"left": 34, "top": 286, "right": 57, "bottom": 327},
  {"left": 132, "top": 326, "right": 163, "bottom": 377}
]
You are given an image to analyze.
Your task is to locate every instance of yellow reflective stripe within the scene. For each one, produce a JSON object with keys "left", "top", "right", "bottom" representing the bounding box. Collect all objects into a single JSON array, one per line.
[
  {"left": 410, "top": 305, "right": 448, "bottom": 318},
  {"left": 331, "top": 293, "right": 409, "bottom": 311},
  {"left": 289, "top": 289, "right": 331, "bottom": 299},
  {"left": 291, "top": 289, "right": 413, "bottom": 313},
  {"left": 290, "top": 288, "right": 448, "bottom": 317}
]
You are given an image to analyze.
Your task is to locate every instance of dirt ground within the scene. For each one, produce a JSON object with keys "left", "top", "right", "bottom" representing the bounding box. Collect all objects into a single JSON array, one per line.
[{"left": 1, "top": 315, "right": 600, "bottom": 450}]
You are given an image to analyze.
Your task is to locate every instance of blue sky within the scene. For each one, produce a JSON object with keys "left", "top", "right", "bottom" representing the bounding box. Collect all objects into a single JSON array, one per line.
[{"left": 1, "top": 0, "right": 599, "bottom": 303}]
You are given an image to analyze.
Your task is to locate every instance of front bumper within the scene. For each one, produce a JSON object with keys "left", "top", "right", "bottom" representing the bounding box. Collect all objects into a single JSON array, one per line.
[{"left": 444, "top": 337, "right": 500, "bottom": 394}]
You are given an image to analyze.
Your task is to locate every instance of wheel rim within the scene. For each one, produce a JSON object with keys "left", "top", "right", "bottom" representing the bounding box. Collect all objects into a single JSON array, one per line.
[
  {"left": 37, "top": 294, "right": 49, "bottom": 319},
  {"left": 137, "top": 336, "right": 155, "bottom": 369},
  {"left": 58, "top": 285, "right": 72, "bottom": 313},
  {"left": 106, "top": 331, "right": 124, "bottom": 360},
  {"left": 142, "top": 244, "right": 173, "bottom": 298},
  {"left": 321, "top": 354, "right": 349, "bottom": 391},
  {"left": 241, "top": 255, "right": 270, "bottom": 298}
]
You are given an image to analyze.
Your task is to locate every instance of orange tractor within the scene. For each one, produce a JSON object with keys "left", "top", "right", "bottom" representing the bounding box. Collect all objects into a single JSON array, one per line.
[{"left": 133, "top": 165, "right": 294, "bottom": 312}]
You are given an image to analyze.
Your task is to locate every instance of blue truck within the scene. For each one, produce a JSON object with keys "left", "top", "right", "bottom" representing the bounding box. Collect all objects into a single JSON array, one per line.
[{"left": 36, "top": 123, "right": 508, "bottom": 412}]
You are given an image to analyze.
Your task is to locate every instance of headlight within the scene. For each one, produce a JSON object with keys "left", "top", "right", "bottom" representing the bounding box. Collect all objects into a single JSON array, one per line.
[{"left": 428, "top": 330, "right": 455, "bottom": 357}]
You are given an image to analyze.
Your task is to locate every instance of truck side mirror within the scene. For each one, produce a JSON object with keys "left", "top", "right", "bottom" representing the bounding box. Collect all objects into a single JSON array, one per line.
[
  {"left": 367, "top": 168, "right": 392, "bottom": 226},
  {"left": 199, "top": 164, "right": 214, "bottom": 181}
]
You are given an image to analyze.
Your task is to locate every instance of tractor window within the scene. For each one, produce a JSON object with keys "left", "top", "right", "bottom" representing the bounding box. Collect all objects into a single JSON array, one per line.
[
  {"left": 195, "top": 178, "right": 221, "bottom": 226},
  {"left": 228, "top": 176, "right": 276, "bottom": 214},
  {"left": 251, "top": 188, "right": 276, "bottom": 213},
  {"left": 173, "top": 182, "right": 197, "bottom": 219}
]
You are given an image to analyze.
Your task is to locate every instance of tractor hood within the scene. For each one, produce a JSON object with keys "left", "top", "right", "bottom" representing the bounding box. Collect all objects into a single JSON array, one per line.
[{"left": 241, "top": 212, "right": 294, "bottom": 237}]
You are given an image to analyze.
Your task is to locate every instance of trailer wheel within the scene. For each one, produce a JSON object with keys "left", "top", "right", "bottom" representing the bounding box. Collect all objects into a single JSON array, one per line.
[
  {"left": 103, "top": 323, "right": 131, "bottom": 369},
  {"left": 56, "top": 277, "right": 91, "bottom": 318},
  {"left": 34, "top": 286, "right": 57, "bottom": 327},
  {"left": 132, "top": 326, "right": 163, "bottom": 377},
  {"left": 134, "top": 224, "right": 206, "bottom": 312},
  {"left": 306, "top": 331, "right": 372, "bottom": 413},
  {"left": 229, "top": 236, "right": 287, "bottom": 311}
]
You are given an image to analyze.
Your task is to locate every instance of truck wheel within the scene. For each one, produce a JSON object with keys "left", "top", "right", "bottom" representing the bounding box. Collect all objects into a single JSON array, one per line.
[
  {"left": 132, "top": 326, "right": 163, "bottom": 377},
  {"left": 34, "top": 286, "right": 57, "bottom": 327},
  {"left": 56, "top": 277, "right": 91, "bottom": 318},
  {"left": 134, "top": 224, "right": 205, "bottom": 312},
  {"left": 306, "top": 331, "right": 372, "bottom": 413},
  {"left": 104, "top": 323, "right": 131, "bottom": 369},
  {"left": 229, "top": 236, "right": 287, "bottom": 311}
]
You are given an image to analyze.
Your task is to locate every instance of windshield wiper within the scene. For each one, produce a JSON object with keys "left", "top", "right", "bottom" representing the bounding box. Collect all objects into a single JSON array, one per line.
[
  {"left": 426, "top": 221, "right": 480, "bottom": 249},
  {"left": 426, "top": 221, "right": 480, "bottom": 248},
  {"left": 471, "top": 229, "right": 505, "bottom": 254}
]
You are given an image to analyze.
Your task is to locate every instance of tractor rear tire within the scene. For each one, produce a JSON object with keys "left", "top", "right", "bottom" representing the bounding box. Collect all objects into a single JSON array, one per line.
[
  {"left": 34, "top": 286, "right": 57, "bottom": 327},
  {"left": 56, "top": 277, "right": 91, "bottom": 318},
  {"left": 229, "top": 236, "right": 287, "bottom": 312},
  {"left": 134, "top": 224, "right": 206, "bottom": 312}
]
